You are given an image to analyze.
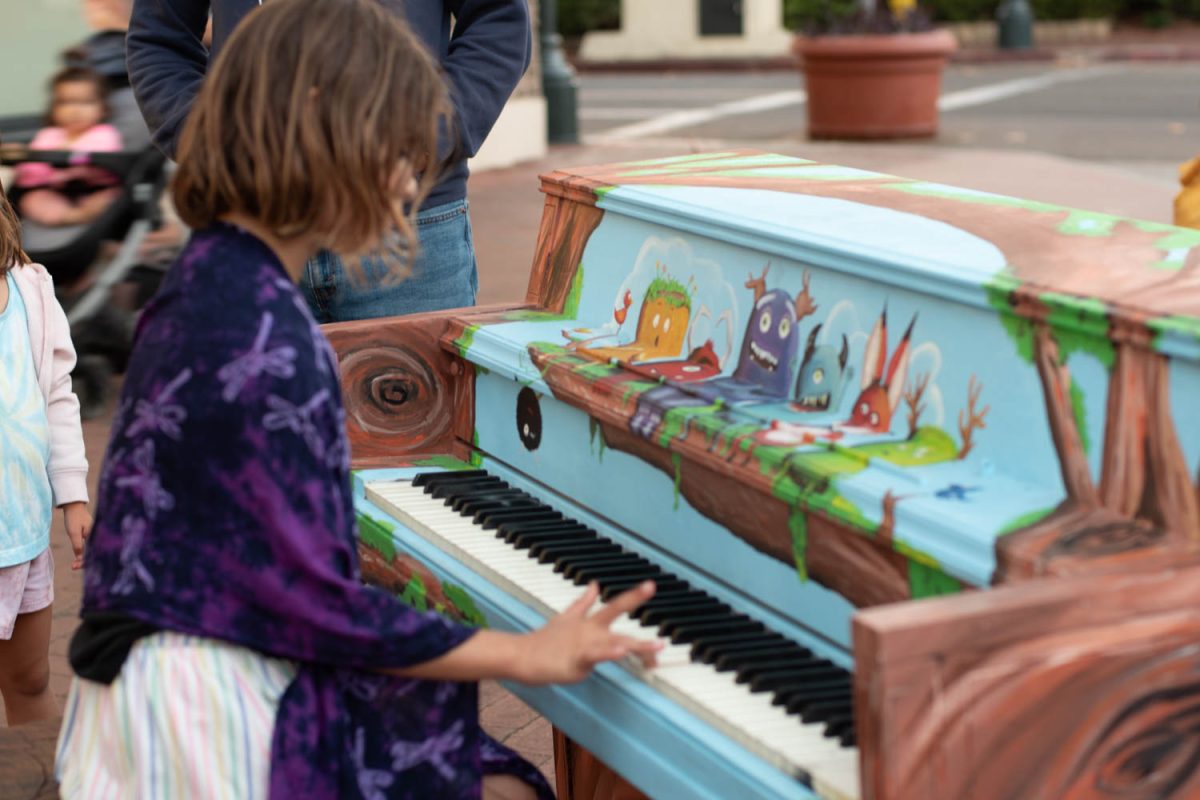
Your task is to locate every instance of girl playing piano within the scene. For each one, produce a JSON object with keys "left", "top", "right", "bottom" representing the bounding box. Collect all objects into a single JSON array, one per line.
[{"left": 54, "top": 1, "right": 659, "bottom": 797}]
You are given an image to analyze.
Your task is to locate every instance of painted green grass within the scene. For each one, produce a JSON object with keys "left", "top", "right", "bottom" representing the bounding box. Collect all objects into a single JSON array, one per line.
[
  {"left": 1149, "top": 314, "right": 1200, "bottom": 350},
  {"left": 453, "top": 324, "right": 479, "bottom": 360},
  {"left": 357, "top": 512, "right": 396, "bottom": 561},
  {"left": 443, "top": 584, "right": 487, "bottom": 627},
  {"left": 996, "top": 506, "right": 1056, "bottom": 536},
  {"left": 413, "top": 455, "right": 475, "bottom": 471}
]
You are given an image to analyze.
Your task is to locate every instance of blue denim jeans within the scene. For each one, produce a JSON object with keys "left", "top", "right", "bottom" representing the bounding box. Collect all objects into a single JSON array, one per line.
[{"left": 301, "top": 199, "right": 478, "bottom": 323}]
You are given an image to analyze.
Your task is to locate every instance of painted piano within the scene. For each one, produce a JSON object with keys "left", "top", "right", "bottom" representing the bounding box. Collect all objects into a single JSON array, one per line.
[{"left": 331, "top": 151, "right": 1200, "bottom": 800}]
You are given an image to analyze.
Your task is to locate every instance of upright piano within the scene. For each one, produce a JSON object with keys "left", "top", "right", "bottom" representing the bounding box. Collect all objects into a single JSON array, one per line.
[{"left": 327, "top": 151, "right": 1200, "bottom": 800}]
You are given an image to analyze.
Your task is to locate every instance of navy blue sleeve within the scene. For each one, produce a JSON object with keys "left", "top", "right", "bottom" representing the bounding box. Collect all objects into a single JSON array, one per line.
[
  {"left": 126, "top": 0, "right": 211, "bottom": 158},
  {"left": 444, "top": 0, "right": 533, "bottom": 157}
]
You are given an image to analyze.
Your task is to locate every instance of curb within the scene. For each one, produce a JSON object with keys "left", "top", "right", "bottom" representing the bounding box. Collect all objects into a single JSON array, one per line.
[{"left": 572, "top": 42, "right": 1200, "bottom": 72}]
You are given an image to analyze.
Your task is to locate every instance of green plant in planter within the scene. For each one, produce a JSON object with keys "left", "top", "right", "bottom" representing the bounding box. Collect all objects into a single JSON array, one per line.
[{"left": 787, "top": 0, "right": 935, "bottom": 33}]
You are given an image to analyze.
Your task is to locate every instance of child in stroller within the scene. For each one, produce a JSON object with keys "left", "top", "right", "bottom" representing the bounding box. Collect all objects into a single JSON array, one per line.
[
  {"left": 1, "top": 63, "right": 172, "bottom": 418},
  {"left": 13, "top": 67, "right": 124, "bottom": 229}
]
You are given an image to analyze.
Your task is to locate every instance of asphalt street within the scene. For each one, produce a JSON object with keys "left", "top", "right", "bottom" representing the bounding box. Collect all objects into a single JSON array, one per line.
[{"left": 577, "top": 62, "right": 1200, "bottom": 185}]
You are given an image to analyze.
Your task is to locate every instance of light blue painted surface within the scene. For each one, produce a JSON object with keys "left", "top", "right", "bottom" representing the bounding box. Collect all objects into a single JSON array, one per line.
[{"left": 455, "top": 170, "right": 1200, "bottom": 593}]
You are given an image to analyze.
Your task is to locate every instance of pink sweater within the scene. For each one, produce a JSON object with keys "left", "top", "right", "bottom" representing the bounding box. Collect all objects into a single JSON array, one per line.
[
  {"left": 15, "top": 124, "right": 122, "bottom": 189},
  {"left": 10, "top": 262, "right": 89, "bottom": 506}
]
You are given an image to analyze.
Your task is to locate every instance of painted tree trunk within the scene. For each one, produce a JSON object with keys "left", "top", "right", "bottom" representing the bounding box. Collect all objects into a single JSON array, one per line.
[
  {"left": 1032, "top": 324, "right": 1098, "bottom": 505},
  {"left": 527, "top": 190, "right": 605, "bottom": 312}
]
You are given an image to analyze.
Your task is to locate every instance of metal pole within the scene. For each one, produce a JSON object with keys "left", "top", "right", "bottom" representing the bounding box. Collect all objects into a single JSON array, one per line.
[
  {"left": 996, "top": 0, "right": 1034, "bottom": 50},
  {"left": 540, "top": 0, "right": 579, "bottom": 144}
]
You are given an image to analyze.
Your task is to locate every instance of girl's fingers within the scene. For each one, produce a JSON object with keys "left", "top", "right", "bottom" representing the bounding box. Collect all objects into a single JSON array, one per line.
[
  {"left": 625, "top": 636, "right": 664, "bottom": 668},
  {"left": 587, "top": 633, "right": 662, "bottom": 668},
  {"left": 591, "top": 580, "right": 655, "bottom": 627},
  {"left": 564, "top": 581, "right": 600, "bottom": 619}
]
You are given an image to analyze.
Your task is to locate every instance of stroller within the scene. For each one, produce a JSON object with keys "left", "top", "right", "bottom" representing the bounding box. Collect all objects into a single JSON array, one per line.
[{"left": 1, "top": 143, "right": 172, "bottom": 418}]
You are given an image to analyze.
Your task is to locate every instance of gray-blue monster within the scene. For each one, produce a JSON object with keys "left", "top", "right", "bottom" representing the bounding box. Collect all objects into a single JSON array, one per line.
[{"left": 792, "top": 324, "right": 853, "bottom": 413}]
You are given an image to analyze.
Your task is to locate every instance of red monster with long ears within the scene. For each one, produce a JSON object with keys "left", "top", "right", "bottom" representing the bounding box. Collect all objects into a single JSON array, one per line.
[{"left": 843, "top": 308, "right": 918, "bottom": 434}]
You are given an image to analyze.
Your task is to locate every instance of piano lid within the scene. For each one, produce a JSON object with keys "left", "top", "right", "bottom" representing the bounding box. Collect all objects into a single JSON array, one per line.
[
  {"left": 441, "top": 149, "right": 1200, "bottom": 612},
  {"left": 543, "top": 150, "right": 1200, "bottom": 361}
]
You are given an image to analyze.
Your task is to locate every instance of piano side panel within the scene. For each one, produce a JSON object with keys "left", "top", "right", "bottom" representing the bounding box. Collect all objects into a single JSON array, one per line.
[
  {"left": 323, "top": 305, "right": 528, "bottom": 468},
  {"left": 526, "top": 159, "right": 1200, "bottom": 588},
  {"left": 853, "top": 560, "right": 1200, "bottom": 800}
]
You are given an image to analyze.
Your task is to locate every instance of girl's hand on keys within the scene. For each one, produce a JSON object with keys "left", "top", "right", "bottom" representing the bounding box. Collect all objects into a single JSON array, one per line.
[{"left": 517, "top": 581, "right": 662, "bottom": 685}]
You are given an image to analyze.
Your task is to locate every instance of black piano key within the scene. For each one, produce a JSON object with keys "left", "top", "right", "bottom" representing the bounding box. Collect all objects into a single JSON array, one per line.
[
  {"left": 839, "top": 730, "right": 856, "bottom": 748},
  {"left": 497, "top": 519, "right": 592, "bottom": 538},
  {"left": 575, "top": 567, "right": 664, "bottom": 587},
  {"left": 423, "top": 472, "right": 502, "bottom": 490},
  {"left": 601, "top": 578, "right": 686, "bottom": 601},
  {"left": 670, "top": 618, "right": 764, "bottom": 645},
  {"left": 569, "top": 562, "right": 658, "bottom": 584},
  {"left": 632, "top": 592, "right": 712, "bottom": 617},
  {"left": 799, "top": 698, "right": 853, "bottom": 725},
  {"left": 734, "top": 656, "right": 827, "bottom": 684},
  {"left": 824, "top": 714, "right": 856, "bottom": 743},
  {"left": 749, "top": 665, "right": 844, "bottom": 693},
  {"left": 561, "top": 552, "right": 648, "bottom": 571},
  {"left": 627, "top": 587, "right": 696, "bottom": 609},
  {"left": 429, "top": 477, "right": 506, "bottom": 499},
  {"left": 508, "top": 527, "right": 597, "bottom": 547},
  {"left": 412, "top": 470, "right": 488, "bottom": 487},
  {"left": 454, "top": 493, "right": 537, "bottom": 515},
  {"left": 692, "top": 632, "right": 788, "bottom": 662},
  {"left": 713, "top": 645, "right": 813, "bottom": 673},
  {"left": 548, "top": 549, "right": 632, "bottom": 570},
  {"left": 428, "top": 478, "right": 507, "bottom": 500},
  {"left": 661, "top": 612, "right": 752, "bottom": 638},
  {"left": 775, "top": 680, "right": 853, "bottom": 711},
  {"left": 792, "top": 697, "right": 853, "bottom": 727},
  {"left": 477, "top": 508, "right": 563, "bottom": 529},
  {"left": 531, "top": 541, "right": 623, "bottom": 562},
  {"left": 501, "top": 525, "right": 595, "bottom": 544},
  {"left": 639, "top": 601, "right": 732, "bottom": 627}
]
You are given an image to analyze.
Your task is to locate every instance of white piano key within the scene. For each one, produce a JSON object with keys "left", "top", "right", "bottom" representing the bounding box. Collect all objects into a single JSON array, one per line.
[{"left": 367, "top": 479, "right": 859, "bottom": 798}]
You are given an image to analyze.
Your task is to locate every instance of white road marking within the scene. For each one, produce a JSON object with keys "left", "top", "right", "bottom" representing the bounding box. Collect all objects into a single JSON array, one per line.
[
  {"left": 580, "top": 107, "right": 669, "bottom": 120},
  {"left": 937, "top": 65, "right": 1125, "bottom": 111},
  {"left": 581, "top": 65, "right": 1125, "bottom": 142},
  {"left": 589, "top": 90, "right": 807, "bottom": 142}
]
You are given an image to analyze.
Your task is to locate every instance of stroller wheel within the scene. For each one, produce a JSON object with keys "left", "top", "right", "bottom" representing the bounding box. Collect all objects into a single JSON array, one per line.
[{"left": 73, "top": 355, "right": 114, "bottom": 420}]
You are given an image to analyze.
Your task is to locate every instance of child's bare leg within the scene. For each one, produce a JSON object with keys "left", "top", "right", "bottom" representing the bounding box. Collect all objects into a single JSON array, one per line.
[
  {"left": 18, "top": 190, "right": 73, "bottom": 226},
  {"left": 482, "top": 775, "right": 539, "bottom": 800},
  {"left": 0, "top": 605, "right": 57, "bottom": 725}
]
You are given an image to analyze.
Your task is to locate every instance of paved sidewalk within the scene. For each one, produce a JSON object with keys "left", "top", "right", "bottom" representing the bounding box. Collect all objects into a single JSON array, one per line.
[{"left": 8, "top": 139, "right": 1180, "bottom": 788}]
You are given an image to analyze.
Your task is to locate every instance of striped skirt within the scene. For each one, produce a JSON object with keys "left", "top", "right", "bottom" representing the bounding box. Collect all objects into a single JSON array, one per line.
[{"left": 55, "top": 631, "right": 297, "bottom": 799}]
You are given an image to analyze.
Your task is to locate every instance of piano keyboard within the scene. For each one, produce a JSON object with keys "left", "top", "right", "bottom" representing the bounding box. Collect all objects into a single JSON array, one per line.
[{"left": 366, "top": 470, "right": 861, "bottom": 800}]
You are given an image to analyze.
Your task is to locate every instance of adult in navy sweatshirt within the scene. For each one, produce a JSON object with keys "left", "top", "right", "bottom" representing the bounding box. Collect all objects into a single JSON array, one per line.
[{"left": 127, "top": 0, "right": 532, "bottom": 321}]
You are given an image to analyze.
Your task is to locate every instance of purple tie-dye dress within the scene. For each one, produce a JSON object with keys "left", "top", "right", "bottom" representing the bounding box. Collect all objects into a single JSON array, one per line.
[{"left": 81, "top": 223, "right": 554, "bottom": 799}]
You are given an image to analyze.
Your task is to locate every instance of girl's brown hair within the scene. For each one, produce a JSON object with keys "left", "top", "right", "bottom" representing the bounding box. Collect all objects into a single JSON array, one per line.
[
  {"left": 173, "top": 0, "right": 453, "bottom": 268},
  {"left": 0, "top": 175, "right": 27, "bottom": 273}
]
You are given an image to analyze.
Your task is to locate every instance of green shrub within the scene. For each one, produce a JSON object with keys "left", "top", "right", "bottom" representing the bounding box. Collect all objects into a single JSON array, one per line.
[
  {"left": 786, "top": 0, "right": 1120, "bottom": 24},
  {"left": 566, "top": 0, "right": 1194, "bottom": 37},
  {"left": 557, "top": 0, "right": 621, "bottom": 38}
]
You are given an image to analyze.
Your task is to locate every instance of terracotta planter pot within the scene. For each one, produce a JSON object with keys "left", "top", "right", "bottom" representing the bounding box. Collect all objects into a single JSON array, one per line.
[{"left": 795, "top": 29, "right": 957, "bottom": 140}]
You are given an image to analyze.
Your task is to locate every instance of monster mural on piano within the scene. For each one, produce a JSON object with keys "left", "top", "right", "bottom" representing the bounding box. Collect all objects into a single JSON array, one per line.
[{"left": 330, "top": 151, "right": 1200, "bottom": 800}]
